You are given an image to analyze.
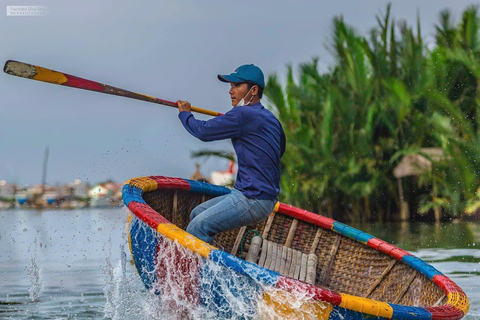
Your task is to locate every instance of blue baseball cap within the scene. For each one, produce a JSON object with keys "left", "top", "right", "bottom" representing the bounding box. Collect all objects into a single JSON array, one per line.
[{"left": 218, "top": 64, "right": 265, "bottom": 89}]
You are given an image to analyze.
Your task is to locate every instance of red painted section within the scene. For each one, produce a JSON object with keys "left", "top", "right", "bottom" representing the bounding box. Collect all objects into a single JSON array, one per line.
[
  {"left": 276, "top": 277, "right": 342, "bottom": 306},
  {"left": 433, "top": 275, "right": 465, "bottom": 295},
  {"left": 63, "top": 74, "right": 104, "bottom": 92},
  {"left": 277, "top": 203, "right": 335, "bottom": 229},
  {"left": 154, "top": 97, "right": 178, "bottom": 106},
  {"left": 367, "top": 238, "right": 410, "bottom": 260},
  {"left": 155, "top": 236, "right": 200, "bottom": 316},
  {"left": 426, "top": 305, "right": 464, "bottom": 320},
  {"left": 313, "top": 215, "right": 335, "bottom": 229},
  {"left": 149, "top": 176, "right": 191, "bottom": 191},
  {"left": 128, "top": 201, "right": 170, "bottom": 229}
]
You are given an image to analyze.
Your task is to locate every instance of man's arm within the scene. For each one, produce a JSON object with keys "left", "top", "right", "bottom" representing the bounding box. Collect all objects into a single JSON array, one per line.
[{"left": 177, "top": 100, "right": 242, "bottom": 142}]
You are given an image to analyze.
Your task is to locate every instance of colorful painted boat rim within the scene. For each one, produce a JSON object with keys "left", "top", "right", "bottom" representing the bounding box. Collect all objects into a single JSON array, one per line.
[{"left": 122, "top": 175, "right": 470, "bottom": 320}]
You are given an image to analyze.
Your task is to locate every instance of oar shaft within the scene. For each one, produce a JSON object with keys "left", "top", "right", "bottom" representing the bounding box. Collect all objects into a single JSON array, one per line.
[{"left": 3, "top": 60, "right": 223, "bottom": 117}]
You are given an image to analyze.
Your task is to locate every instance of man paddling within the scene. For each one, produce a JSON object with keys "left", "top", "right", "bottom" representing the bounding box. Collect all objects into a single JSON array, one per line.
[{"left": 177, "top": 64, "right": 286, "bottom": 245}]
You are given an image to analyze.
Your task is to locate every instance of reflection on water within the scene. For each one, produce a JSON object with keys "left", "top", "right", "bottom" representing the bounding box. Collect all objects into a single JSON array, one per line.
[
  {"left": 0, "top": 208, "right": 478, "bottom": 319},
  {"left": 351, "top": 221, "right": 480, "bottom": 251}
]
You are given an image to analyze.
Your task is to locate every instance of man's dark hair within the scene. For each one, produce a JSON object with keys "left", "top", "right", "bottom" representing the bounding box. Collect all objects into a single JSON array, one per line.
[{"left": 246, "top": 82, "right": 264, "bottom": 99}]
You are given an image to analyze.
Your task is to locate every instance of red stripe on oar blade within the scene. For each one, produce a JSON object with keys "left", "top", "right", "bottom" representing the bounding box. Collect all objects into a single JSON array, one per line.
[{"left": 63, "top": 74, "right": 104, "bottom": 91}]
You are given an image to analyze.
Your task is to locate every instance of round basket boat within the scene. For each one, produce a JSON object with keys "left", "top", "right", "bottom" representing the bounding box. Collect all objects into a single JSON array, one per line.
[{"left": 123, "top": 175, "right": 469, "bottom": 320}]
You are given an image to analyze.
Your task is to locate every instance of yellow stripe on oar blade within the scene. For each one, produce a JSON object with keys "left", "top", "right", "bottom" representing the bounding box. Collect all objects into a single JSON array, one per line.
[
  {"left": 32, "top": 66, "right": 68, "bottom": 85},
  {"left": 4, "top": 60, "right": 68, "bottom": 84}
]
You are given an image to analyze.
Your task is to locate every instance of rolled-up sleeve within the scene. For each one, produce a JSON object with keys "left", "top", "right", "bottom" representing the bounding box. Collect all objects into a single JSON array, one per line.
[{"left": 178, "top": 109, "right": 242, "bottom": 142}]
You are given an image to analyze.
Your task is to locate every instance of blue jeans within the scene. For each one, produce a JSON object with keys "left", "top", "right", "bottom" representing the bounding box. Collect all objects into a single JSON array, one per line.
[{"left": 186, "top": 189, "right": 276, "bottom": 245}]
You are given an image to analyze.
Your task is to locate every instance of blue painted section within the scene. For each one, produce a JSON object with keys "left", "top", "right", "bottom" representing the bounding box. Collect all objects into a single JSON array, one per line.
[
  {"left": 199, "top": 256, "right": 262, "bottom": 319},
  {"left": 209, "top": 249, "right": 279, "bottom": 286},
  {"left": 402, "top": 255, "right": 443, "bottom": 280},
  {"left": 122, "top": 185, "right": 146, "bottom": 207},
  {"left": 185, "top": 179, "right": 231, "bottom": 196},
  {"left": 17, "top": 198, "right": 27, "bottom": 205},
  {"left": 129, "top": 217, "right": 158, "bottom": 292},
  {"left": 390, "top": 304, "right": 432, "bottom": 320},
  {"left": 332, "top": 222, "right": 374, "bottom": 243},
  {"left": 330, "top": 306, "right": 385, "bottom": 320}
]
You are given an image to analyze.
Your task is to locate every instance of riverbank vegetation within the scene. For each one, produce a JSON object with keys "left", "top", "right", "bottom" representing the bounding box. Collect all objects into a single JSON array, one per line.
[{"left": 265, "top": 4, "right": 480, "bottom": 222}]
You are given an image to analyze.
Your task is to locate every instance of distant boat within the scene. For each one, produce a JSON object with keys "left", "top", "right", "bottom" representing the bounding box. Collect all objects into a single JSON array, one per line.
[
  {"left": 89, "top": 183, "right": 122, "bottom": 208},
  {"left": 123, "top": 175, "right": 469, "bottom": 319},
  {"left": 15, "top": 193, "right": 27, "bottom": 206}
]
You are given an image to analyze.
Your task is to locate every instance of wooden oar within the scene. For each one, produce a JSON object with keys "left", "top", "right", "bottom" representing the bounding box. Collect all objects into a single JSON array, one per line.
[{"left": 3, "top": 60, "right": 223, "bottom": 117}]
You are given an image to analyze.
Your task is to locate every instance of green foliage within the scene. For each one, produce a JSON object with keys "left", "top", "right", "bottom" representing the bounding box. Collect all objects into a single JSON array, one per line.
[{"left": 265, "top": 4, "right": 480, "bottom": 222}]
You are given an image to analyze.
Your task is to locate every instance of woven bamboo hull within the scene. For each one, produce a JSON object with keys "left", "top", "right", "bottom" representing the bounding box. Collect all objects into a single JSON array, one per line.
[{"left": 123, "top": 176, "right": 469, "bottom": 320}]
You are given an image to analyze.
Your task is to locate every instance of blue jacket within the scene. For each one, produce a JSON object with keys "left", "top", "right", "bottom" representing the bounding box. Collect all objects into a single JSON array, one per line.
[{"left": 179, "top": 102, "right": 285, "bottom": 200}]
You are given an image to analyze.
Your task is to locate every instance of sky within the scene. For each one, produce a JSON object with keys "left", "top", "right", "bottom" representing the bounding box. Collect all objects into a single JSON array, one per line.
[{"left": 0, "top": 0, "right": 476, "bottom": 186}]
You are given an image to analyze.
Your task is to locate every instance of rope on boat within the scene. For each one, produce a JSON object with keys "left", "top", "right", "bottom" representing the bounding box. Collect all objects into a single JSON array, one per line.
[{"left": 238, "top": 229, "right": 262, "bottom": 258}]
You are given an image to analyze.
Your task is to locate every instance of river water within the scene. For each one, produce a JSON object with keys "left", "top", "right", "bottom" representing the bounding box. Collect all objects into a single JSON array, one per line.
[{"left": 0, "top": 208, "right": 478, "bottom": 319}]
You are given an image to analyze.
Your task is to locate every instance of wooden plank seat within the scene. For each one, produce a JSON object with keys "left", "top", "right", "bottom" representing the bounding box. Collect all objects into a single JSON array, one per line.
[{"left": 245, "top": 236, "right": 318, "bottom": 285}]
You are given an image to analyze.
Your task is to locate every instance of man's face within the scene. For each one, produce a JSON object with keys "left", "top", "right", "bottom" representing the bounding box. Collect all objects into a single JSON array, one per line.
[{"left": 229, "top": 82, "right": 250, "bottom": 106}]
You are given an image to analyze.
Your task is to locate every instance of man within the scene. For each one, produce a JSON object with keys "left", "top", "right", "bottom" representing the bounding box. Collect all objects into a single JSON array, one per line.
[{"left": 177, "top": 64, "right": 286, "bottom": 245}]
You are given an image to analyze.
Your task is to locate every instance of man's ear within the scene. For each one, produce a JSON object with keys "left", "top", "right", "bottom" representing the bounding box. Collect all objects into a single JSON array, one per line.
[{"left": 252, "top": 85, "right": 259, "bottom": 96}]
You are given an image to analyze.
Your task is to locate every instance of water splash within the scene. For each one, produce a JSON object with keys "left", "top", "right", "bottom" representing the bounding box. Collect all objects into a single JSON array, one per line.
[
  {"left": 103, "top": 243, "right": 144, "bottom": 320},
  {"left": 148, "top": 234, "right": 329, "bottom": 319},
  {"left": 125, "top": 217, "right": 337, "bottom": 319},
  {"left": 102, "top": 222, "right": 165, "bottom": 320},
  {"left": 26, "top": 256, "right": 43, "bottom": 302},
  {"left": 258, "top": 286, "right": 330, "bottom": 320},
  {"left": 198, "top": 259, "right": 261, "bottom": 319}
]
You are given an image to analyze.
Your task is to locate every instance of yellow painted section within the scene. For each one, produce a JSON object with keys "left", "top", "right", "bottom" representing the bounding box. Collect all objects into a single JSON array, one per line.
[
  {"left": 339, "top": 293, "right": 393, "bottom": 318},
  {"left": 260, "top": 290, "right": 333, "bottom": 319},
  {"left": 191, "top": 106, "right": 220, "bottom": 117},
  {"left": 273, "top": 202, "right": 280, "bottom": 213},
  {"left": 447, "top": 292, "right": 470, "bottom": 316},
  {"left": 135, "top": 93, "right": 219, "bottom": 117},
  {"left": 156, "top": 223, "right": 216, "bottom": 258},
  {"left": 138, "top": 93, "right": 161, "bottom": 101},
  {"left": 33, "top": 66, "right": 68, "bottom": 84},
  {"left": 125, "top": 177, "right": 158, "bottom": 192}
]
